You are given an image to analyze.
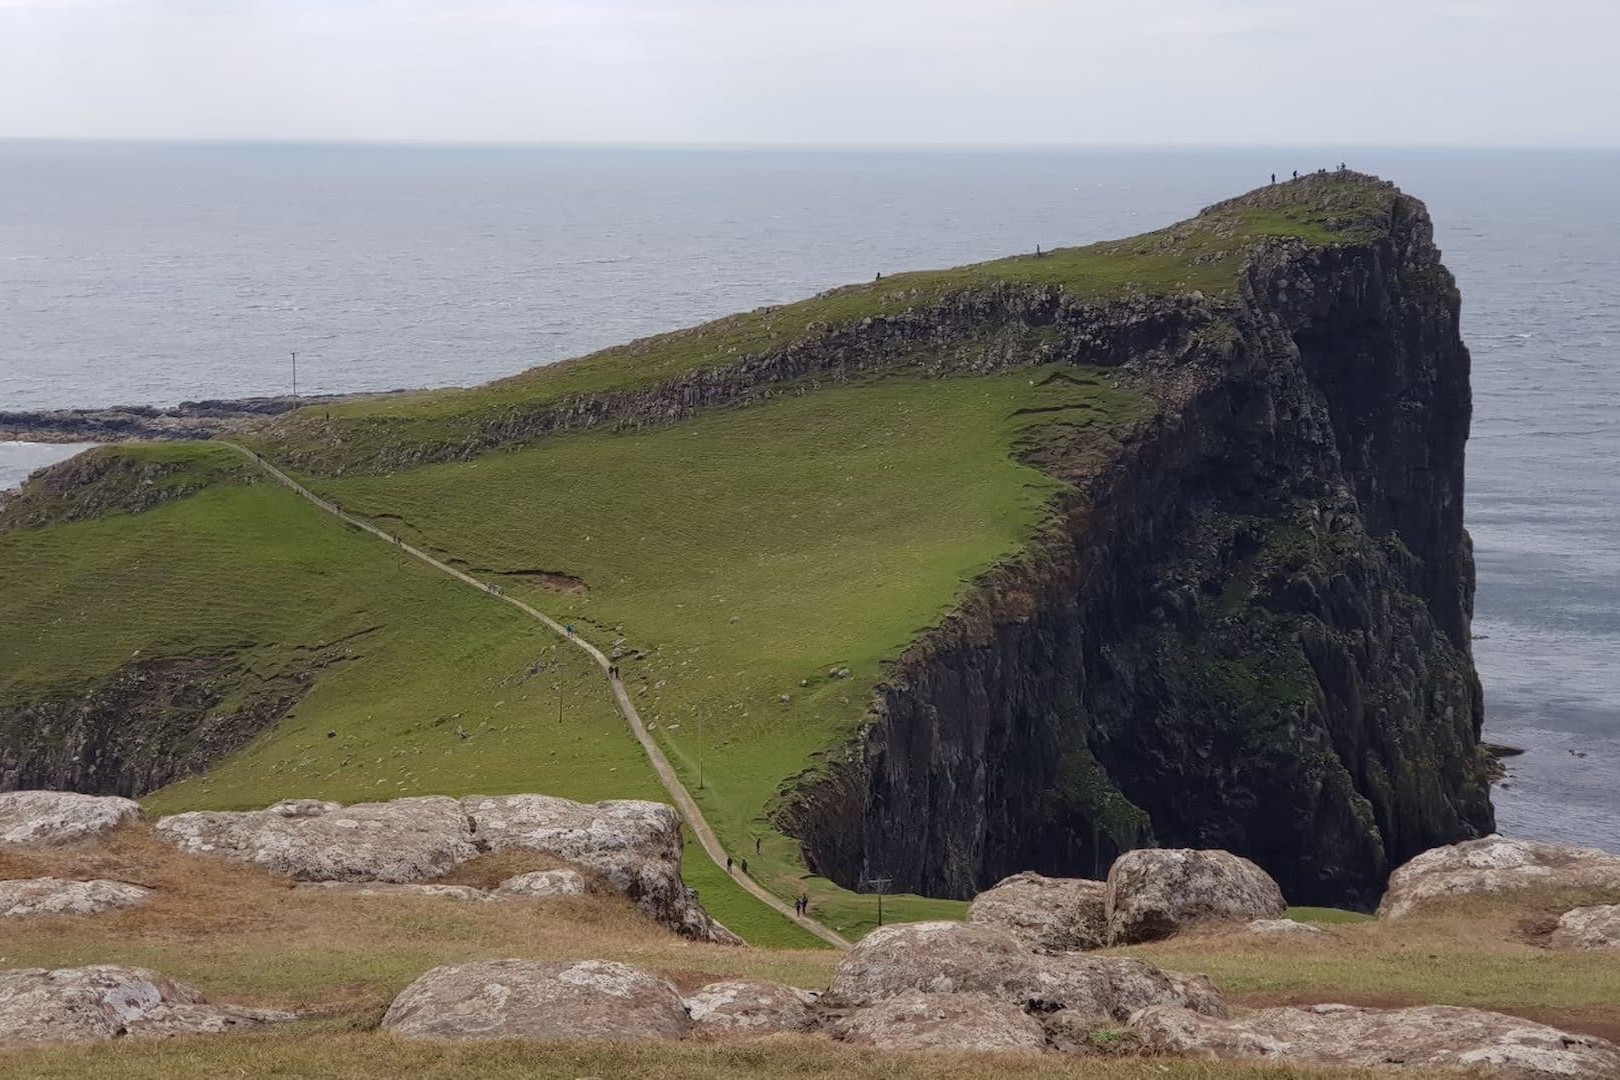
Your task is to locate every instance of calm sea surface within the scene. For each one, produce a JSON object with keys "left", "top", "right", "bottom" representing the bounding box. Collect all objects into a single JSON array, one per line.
[{"left": 1, "top": 144, "right": 1615, "bottom": 852}]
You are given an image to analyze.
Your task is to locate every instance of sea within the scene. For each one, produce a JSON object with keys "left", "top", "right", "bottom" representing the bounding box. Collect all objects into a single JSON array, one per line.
[{"left": 1, "top": 143, "right": 1615, "bottom": 853}]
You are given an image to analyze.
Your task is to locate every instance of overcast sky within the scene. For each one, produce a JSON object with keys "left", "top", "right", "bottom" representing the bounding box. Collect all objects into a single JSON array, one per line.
[{"left": 3, "top": 0, "right": 1617, "bottom": 146}]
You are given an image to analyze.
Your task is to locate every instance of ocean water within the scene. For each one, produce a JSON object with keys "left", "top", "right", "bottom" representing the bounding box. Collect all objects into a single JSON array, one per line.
[{"left": 1, "top": 144, "right": 1615, "bottom": 852}]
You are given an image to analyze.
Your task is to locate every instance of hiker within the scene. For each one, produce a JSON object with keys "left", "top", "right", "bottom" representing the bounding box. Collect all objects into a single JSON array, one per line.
[
  {"left": 1035, "top": 243, "right": 1042, "bottom": 257},
  {"left": 755, "top": 836, "right": 761, "bottom": 854},
  {"left": 1292, "top": 170, "right": 1298, "bottom": 179},
  {"left": 740, "top": 858, "right": 749, "bottom": 876},
  {"left": 1270, "top": 173, "right": 1276, "bottom": 184},
  {"left": 566, "top": 623, "right": 574, "bottom": 636},
  {"left": 875, "top": 272, "right": 882, "bottom": 281},
  {"left": 726, "top": 855, "right": 733, "bottom": 872}
]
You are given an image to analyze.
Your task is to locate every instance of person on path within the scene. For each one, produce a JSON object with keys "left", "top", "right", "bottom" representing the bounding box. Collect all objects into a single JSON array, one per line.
[
  {"left": 726, "top": 855, "right": 733, "bottom": 872},
  {"left": 755, "top": 836, "right": 762, "bottom": 855},
  {"left": 740, "top": 858, "right": 749, "bottom": 876}
]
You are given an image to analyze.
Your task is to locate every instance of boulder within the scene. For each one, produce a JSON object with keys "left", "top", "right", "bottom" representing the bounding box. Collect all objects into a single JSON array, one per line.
[
  {"left": 0, "top": 791, "right": 141, "bottom": 847},
  {"left": 156, "top": 797, "right": 478, "bottom": 883},
  {"left": 1105, "top": 848, "right": 1286, "bottom": 943},
  {"left": 1550, "top": 905, "right": 1620, "bottom": 951},
  {"left": 0, "top": 965, "right": 292, "bottom": 1045},
  {"left": 684, "top": 979, "right": 818, "bottom": 1035},
  {"left": 495, "top": 869, "right": 589, "bottom": 899},
  {"left": 833, "top": 991, "right": 1046, "bottom": 1054},
  {"left": 0, "top": 877, "right": 152, "bottom": 918},
  {"left": 380, "top": 959, "right": 690, "bottom": 1043},
  {"left": 968, "top": 872, "right": 1107, "bottom": 952},
  {"left": 1130, "top": 1002, "right": 1620, "bottom": 1078},
  {"left": 1378, "top": 836, "right": 1620, "bottom": 918},
  {"left": 827, "top": 920, "right": 1225, "bottom": 1019},
  {"left": 295, "top": 882, "right": 492, "bottom": 902},
  {"left": 461, "top": 795, "right": 738, "bottom": 943},
  {"left": 1245, "top": 918, "right": 1326, "bottom": 938}
]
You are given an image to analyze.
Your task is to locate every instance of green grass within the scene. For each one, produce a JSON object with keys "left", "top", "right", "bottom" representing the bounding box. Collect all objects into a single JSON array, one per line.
[{"left": 303, "top": 367, "right": 1151, "bottom": 919}]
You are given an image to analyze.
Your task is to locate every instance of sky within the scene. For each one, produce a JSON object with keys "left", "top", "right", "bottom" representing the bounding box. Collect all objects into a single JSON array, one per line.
[{"left": 2, "top": 0, "right": 1617, "bottom": 147}]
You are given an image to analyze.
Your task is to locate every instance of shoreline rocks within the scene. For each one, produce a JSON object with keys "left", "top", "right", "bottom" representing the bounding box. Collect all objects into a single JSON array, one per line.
[
  {"left": 0, "top": 791, "right": 141, "bottom": 847},
  {"left": 1378, "top": 835, "right": 1620, "bottom": 918}
]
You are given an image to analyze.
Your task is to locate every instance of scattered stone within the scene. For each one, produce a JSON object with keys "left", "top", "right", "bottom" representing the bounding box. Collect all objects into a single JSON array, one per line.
[
  {"left": 1550, "top": 904, "right": 1620, "bottom": 950},
  {"left": 968, "top": 871, "right": 1107, "bottom": 952},
  {"left": 495, "top": 869, "right": 589, "bottom": 899},
  {"left": 827, "top": 920, "right": 1224, "bottom": 1019},
  {"left": 0, "top": 791, "right": 141, "bottom": 848},
  {"left": 1245, "top": 918, "right": 1325, "bottom": 937},
  {"left": 1378, "top": 835, "right": 1620, "bottom": 918},
  {"left": 1130, "top": 1002, "right": 1620, "bottom": 1078},
  {"left": 462, "top": 795, "right": 739, "bottom": 944},
  {"left": 381, "top": 959, "right": 690, "bottom": 1043},
  {"left": 295, "top": 882, "right": 492, "bottom": 902},
  {"left": 1106, "top": 848, "right": 1286, "bottom": 943},
  {"left": 0, "top": 965, "right": 292, "bottom": 1045},
  {"left": 834, "top": 991, "right": 1046, "bottom": 1054},
  {"left": 684, "top": 979, "right": 818, "bottom": 1035},
  {"left": 827, "top": 666, "right": 852, "bottom": 680},
  {"left": 0, "top": 877, "right": 152, "bottom": 918}
]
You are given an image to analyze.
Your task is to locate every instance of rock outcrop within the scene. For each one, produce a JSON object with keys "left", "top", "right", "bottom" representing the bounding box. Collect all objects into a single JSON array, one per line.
[
  {"left": 380, "top": 959, "right": 690, "bottom": 1043},
  {"left": 1105, "top": 848, "right": 1287, "bottom": 943},
  {"left": 967, "top": 871, "right": 1107, "bottom": 952},
  {"left": 1378, "top": 835, "right": 1620, "bottom": 918},
  {"left": 834, "top": 991, "right": 1047, "bottom": 1054},
  {"left": 1130, "top": 1002, "right": 1620, "bottom": 1079},
  {"left": 156, "top": 797, "right": 479, "bottom": 883},
  {"left": 684, "top": 980, "right": 818, "bottom": 1035},
  {"left": 826, "top": 920, "right": 1225, "bottom": 1020},
  {"left": 495, "top": 869, "right": 589, "bottom": 898},
  {"left": 1244, "top": 918, "right": 1325, "bottom": 938},
  {"left": 0, "top": 791, "right": 141, "bottom": 847},
  {"left": 0, "top": 878, "right": 152, "bottom": 918},
  {"left": 1550, "top": 905, "right": 1620, "bottom": 951},
  {"left": 0, "top": 965, "right": 291, "bottom": 1045},
  {"left": 294, "top": 882, "right": 492, "bottom": 902},
  {"left": 781, "top": 175, "right": 1495, "bottom": 910}
]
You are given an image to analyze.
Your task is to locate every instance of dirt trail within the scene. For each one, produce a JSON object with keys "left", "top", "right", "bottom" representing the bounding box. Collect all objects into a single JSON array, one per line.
[{"left": 224, "top": 442, "right": 851, "bottom": 950}]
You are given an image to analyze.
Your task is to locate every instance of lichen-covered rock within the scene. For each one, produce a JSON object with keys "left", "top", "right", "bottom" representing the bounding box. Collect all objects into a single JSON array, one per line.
[
  {"left": 1378, "top": 836, "right": 1620, "bottom": 918},
  {"left": 380, "top": 959, "right": 690, "bottom": 1043},
  {"left": 155, "top": 797, "right": 478, "bottom": 883},
  {"left": 495, "top": 869, "right": 589, "bottom": 899},
  {"left": 294, "top": 882, "right": 492, "bottom": 902},
  {"left": 461, "top": 795, "right": 737, "bottom": 944},
  {"left": 684, "top": 979, "right": 818, "bottom": 1035},
  {"left": 1106, "top": 848, "right": 1286, "bottom": 943},
  {"left": 834, "top": 991, "right": 1046, "bottom": 1054},
  {"left": 1550, "top": 905, "right": 1620, "bottom": 951},
  {"left": 1130, "top": 1002, "right": 1620, "bottom": 1078},
  {"left": 0, "top": 965, "right": 291, "bottom": 1045},
  {"left": 1245, "top": 918, "right": 1326, "bottom": 937},
  {"left": 827, "top": 920, "right": 1225, "bottom": 1019},
  {"left": 0, "top": 791, "right": 141, "bottom": 847},
  {"left": 967, "top": 871, "right": 1107, "bottom": 952},
  {"left": 0, "top": 877, "right": 152, "bottom": 918}
]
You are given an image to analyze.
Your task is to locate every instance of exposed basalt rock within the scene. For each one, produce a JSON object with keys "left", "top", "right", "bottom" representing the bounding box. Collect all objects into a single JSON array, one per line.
[
  {"left": 684, "top": 979, "right": 819, "bottom": 1035},
  {"left": 1129, "top": 1002, "right": 1620, "bottom": 1078},
  {"left": 833, "top": 991, "right": 1047, "bottom": 1054},
  {"left": 0, "top": 394, "right": 353, "bottom": 445},
  {"left": 0, "top": 791, "right": 141, "bottom": 847},
  {"left": 0, "top": 965, "right": 293, "bottom": 1046},
  {"left": 1378, "top": 835, "right": 1620, "bottom": 918},
  {"left": 1105, "top": 848, "right": 1287, "bottom": 943},
  {"left": 826, "top": 920, "right": 1225, "bottom": 1020},
  {"left": 1550, "top": 905, "right": 1620, "bottom": 950},
  {"left": 781, "top": 175, "right": 1494, "bottom": 910},
  {"left": 156, "top": 796, "right": 480, "bottom": 883},
  {"left": 0, "top": 877, "right": 152, "bottom": 918},
  {"left": 967, "top": 871, "right": 1107, "bottom": 952},
  {"left": 380, "top": 959, "right": 690, "bottom": 1043}
]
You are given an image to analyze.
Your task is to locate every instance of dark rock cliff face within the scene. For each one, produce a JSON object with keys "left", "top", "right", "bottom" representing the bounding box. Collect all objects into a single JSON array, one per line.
[{"left": 780, "top": 187, "right": 1495, "bottom": 910}]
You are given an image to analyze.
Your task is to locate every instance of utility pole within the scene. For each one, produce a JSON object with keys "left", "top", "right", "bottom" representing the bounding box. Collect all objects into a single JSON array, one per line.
[
  {"left": 860, "top": 873, "right": 893, "bottom": 928},
  {"left": 291, "top": 351, "right": 298, "bottom": 400}
]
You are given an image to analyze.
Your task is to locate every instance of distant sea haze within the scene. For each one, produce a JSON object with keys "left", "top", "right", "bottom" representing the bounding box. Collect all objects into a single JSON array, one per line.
[{"left": 2, "top": 143, "right": 1616, "bottom": 853}]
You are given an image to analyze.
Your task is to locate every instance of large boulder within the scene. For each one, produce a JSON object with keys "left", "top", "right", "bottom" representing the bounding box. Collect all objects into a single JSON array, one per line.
[
  {"left": 1550, "top": 904, "right": 1620, "bottom": 951},
  {"left": 1105, "top": 848, "right": 1286, "bottom": 943},
  {"left": 1379, "top": 836, "right": 1620, "bottom": 918},
  {"left": 827, "top": 920, "right": 1225, "bottom": 1019},
  {"left": 461, "top": 795, "right": 739, "bottom": 944},
  {"left": 0, "top": 791, "right": 141, "bottom": 847},
  {"left": 968, "top": 872, "right": 1107, "bottom": 952},
  {"left": 684, "top": 979, "right": 818, "bottom": 1035},
  {"left": 0, "top": 965, "right": 292, "bottom": 1045},
  {"left": 833, "top": 991, "right": 1046, "bottom": 1054},
  {"left": 1130, "top": 1002, "right": 1620, "bottom": 1078},
  {"left": 380, "top": 959, "right": 690, "bottom": 1043},
  {"left": 0, "top": 877, "right": 152, "bottom": 918},
  {"left": 155, "top": 797, "right": 478, "bottom": 883}
]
